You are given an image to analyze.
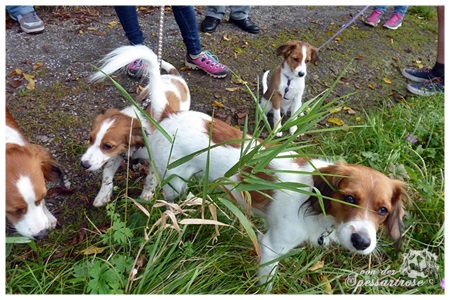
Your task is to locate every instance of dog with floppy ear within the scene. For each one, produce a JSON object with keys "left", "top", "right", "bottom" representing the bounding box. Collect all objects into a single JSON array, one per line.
[
  {"left": 6, "top": 106, "right": 66, "bottom": 239},
  {"left": 260, "top": 40, "right": 319, "bottom": 136}
]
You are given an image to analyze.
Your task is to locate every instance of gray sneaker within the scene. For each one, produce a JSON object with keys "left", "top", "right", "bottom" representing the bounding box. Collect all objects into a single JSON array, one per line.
[{"left": 15, "top": 11, "right": 45, "bottom": 34}]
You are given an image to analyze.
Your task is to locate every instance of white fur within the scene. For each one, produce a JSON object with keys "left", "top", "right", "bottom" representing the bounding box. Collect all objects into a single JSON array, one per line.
[
  {"left": 149, "top": 109, "right": 382, "bottom": 290},
  {"left": 83, "top": 45, "right": 190, "bottom": 207},
  {"left": 13, "top": 176, "right": 57, "bottom": 239},
  {"left": 260, "top": 44, "right": 308, "bottom": 136}
]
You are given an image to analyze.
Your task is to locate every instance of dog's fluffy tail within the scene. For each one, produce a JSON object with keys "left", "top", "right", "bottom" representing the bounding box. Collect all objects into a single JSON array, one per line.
[
  {"left": 262, "top": 70, "right": 270, "bottom": 94},
  {"left": 90, "top": 45, "right": 178, "bottom": 82}
]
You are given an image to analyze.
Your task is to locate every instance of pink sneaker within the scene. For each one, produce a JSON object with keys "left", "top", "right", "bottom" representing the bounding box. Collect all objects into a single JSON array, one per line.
[
  {"left": 185, "top": 51, "right": 229, "bottom": 78},
  {"left": 383, "top": 13, "right": 404, "bottom": 30},
  {"left": 364, "top": 9, "right": 383, "bottom": 27}
]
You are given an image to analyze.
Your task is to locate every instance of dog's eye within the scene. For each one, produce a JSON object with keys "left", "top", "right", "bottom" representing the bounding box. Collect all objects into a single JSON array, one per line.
[
  {"left": 292, "top": 57, "right": 299, "bottom": 62},
  {"left": 344, "top": 195, "right": 356, "bottom": 204},
  {"left": 102, "top": 144, "right": 113, "bottom": 150},
  {"left": 377, "top": 207, "right": 389, "bottom": 216},
  {"left": 305, "top": 59, "right": 311, "bottom": 63}
]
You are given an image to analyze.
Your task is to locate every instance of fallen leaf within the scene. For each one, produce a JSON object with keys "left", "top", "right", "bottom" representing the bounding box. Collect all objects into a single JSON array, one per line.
[
  {"left": 321, "top": 275, "right": 333, "bottom": 294},
  {"left": 10, "top": 79, "right": 23, "bottom": 88},
  {"left": 356, "top": 117, "right": 362, "bottom": 122},
  {"left": 107, "top": 21, "right": 119, "bottom": 28},
  {"left": 179, "top": 66, "right": 188, "bottom": 71},
  {"left": 87, "top": 27, "right": 97, "bottom": 31},
  {"left": 335, "top": 37, "right": 341, "bottom": 42},
  {"left": 367, "top": 84, "right": 375, "bottom": 90},
  {"left": 78, "top": 245, "right": 105, "bottom": 255},
  {"left": 346, "top": 108, "right": 356, "bottom": 115},
  {"left": 308, "top": 260, "right": 325, "bottom": 271},
  {"left": 225, "top": 87, "right": 240, "bottom": 92},
  {"left": 211, "top": 100, "right": 225, "bottom": 108},
  {"left": 223, "top": 34, "right": 231, "bottom": 41},
  {"left": 354, "top": 82, "right": 360, "bottom": 89},
  {"left": 15, "top": 68, "right": 23, "bottom": 75},
  {"left": 327, "top": 117, "right": 344, "bottom": 126},
  {"left": 354, "top": 56, "right": 364, "bottom": 60},
  {"left": 383, "top": 77, "right": 392, "bottom": 84},
  {"left": 329, "top": 107, "right": 342, "bottom": 114},
  {"left": 32, "top": 62, "right": 44, "bottom": 71},
  {"left": 23, "top": 73, "right": 35, "bottom": 90}
]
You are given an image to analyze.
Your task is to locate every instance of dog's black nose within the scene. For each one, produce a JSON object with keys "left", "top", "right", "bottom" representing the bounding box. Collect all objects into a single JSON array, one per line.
[
  {"left": 80, "top": 160, "right": 91, "bottom": 169},
  {"left": 33, "top": 229, "right": 48, "bottom": 240},
  {"left": 351, "top": 233, "right": 371, "bottom": 251},
  {"left": 298, "top": 71, "right": 305, "bottom": 77}
]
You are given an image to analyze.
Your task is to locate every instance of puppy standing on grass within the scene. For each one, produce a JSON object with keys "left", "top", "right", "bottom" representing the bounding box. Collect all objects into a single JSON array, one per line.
[
  {"left": 260, "top": 40, "right": 319, "bottom": 136},
  {"left": 81, "top": 45, "right": 191, "bottom": 207},
  {"left": 148, "top": 107, "right": 409, "bottom": 290}
]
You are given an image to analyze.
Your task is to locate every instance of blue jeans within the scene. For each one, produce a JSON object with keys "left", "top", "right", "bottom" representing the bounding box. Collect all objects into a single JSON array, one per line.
[
  {"left": 114, "top": 6, "right": 201, "bottom": 56},
  {"left": 6, "top": 6, "right": 35, "bottom": 19},
  {"left": 375, "top": 6, "right": 408, "bottom": 17}
]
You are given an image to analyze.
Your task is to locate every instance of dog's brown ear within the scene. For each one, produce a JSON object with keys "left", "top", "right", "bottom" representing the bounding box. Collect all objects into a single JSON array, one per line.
[
  {"left": 276, "top": 41, "right": 297, "bottom": 58},
  {"left": 302, "top": 164, "right": 345, "bottom": 215},
  {"left": 129, "top": 120, "right": 146, "bottom": 148},
  {"left": 383, "top": 181, "right": 409, "bottom": 243},
  {"left": 31, "top": 144, "right": 66, "bottom": 184},
  {"left": 310, "top": 46, "right": 320, "bottom": 66}
]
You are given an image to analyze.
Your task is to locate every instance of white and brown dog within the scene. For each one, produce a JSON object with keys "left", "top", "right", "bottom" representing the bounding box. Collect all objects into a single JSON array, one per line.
[
  {"left": 260, "top": 40, "right": 319, "bottom": 136},
  {"left": 6, "top": 107, "right": 66, "bottom": 239},
  {"left": 148, "top": 109, "right": 408, "bottom": 290},
  {"left": 81, "top": 45, "right": 190, "bottom": 207}
]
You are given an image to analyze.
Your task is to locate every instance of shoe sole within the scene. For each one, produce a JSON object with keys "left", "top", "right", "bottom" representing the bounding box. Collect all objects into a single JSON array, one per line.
[
  {"left": 364, "top": 20, "right": 380, "bottom": 27},
  {"left": 401, "top": 69, "right": 430, "bottom": 83},
  {"left": 383, "top": 23, "right": 402, "bottom": 30},
  {"left": 406, "top": 84, "right": 434, "bottom": 96},
  {"left": 20, "top": 26, "right": 45, "bottom": 34},
  {"left": 185, "top": 61, "right": 228, "bottom": 79}
]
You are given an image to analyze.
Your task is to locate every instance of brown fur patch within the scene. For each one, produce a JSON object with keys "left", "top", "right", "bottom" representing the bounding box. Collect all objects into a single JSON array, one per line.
[
  {"left": 238, "top": 166, "right": 275, "bottom": 213},
  {"left": 204, "top": 118, "right": 246, "bottom": 148}
]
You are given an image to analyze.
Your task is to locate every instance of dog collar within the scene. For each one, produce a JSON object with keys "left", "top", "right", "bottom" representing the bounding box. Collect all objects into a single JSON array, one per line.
[
  {"left": 317, "top": 226, "right": 335, "bottom": 246},
  {"left": 283, "top": 75, "right": 293, "bottom": 100}
]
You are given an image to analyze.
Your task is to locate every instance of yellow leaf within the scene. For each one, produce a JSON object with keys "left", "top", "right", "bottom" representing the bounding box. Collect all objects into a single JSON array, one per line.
[
  {"left": 335, "top": 37, "right": 341, "bottom": 42},
  {"left": 180, "top": 66, "right": 188, "bottom": 71},
  {"left": 223, "top": 34, "right": 231, "bottom": 41},
  {"left": 308, "top": 260, "right": 325, "bottom": 271},
  {"left": 211, "top": 100, "right": 225, "bottom": 108},
  {"left": 33, "top": 62, "right": 44, "bottom": 71},
  {"left": 23, "top": 73, "right": 35, "bottom": 90},
  {"left": 87, "top": 27, "right": 97, "bottom": 31},
  {"left": 15, "top": 68, "right": 23, "bottom": 75},
  {"left": 327, "top": 117, "right": 344, "bottom": 126},
  {"left": 225, "top": 87, "right": 240, "bottom": 92},
  {"left": 367, "top": 84, "right": 375, "bottom": 90},
  {"left": 343, "top": 106, "right": 351, "bottom": 110},
  {"left": 383, "top": 77, "right": 392, "bottom": 84},
  {"left": 78, "top": 245, "right": 105, "bottom": 255},
  {"left": 107, "top": 21, "right": 119, "bottom": 27},
  {"left": 356, "top": 117, "right": 362, "bottom": 122},
  {"left": 321, "top": 275, "right": 333, "bottom": 294},
  {"left": 329, "top": 107, "right": 342, "bottom": 114}
]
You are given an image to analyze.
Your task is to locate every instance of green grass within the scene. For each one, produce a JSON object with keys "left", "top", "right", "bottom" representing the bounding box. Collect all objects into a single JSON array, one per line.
[{"left": 5, "top": 60, "right": 444, "bottom": 294}]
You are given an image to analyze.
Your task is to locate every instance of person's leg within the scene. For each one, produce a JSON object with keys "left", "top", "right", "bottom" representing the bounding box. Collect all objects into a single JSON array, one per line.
[
  {"left": 374, "top": 6, "right": 387, "bottom": 14},
  {"left": 201, "top": 6, "right": 226, "bottom": 33},
  {"left": 393, "top": 6, "right": 408, "bottom": 16},
  {"left": 229, "top": 6, "right": 250, "bottom": 20},
  {"left": 383, "top": 6, "right": 407, "bottom": 30},
  {"left": 365, "top": 6, "right": 386, "bottom": 27},
  {"left": 6, "top": 6, "right": 34, "bottom": 19},
  {"left": 205, "top": 6, "right": 226, "bottom": 20},
  {"left": 405, "top": 6, "right": 444, "bottom": 96},
  {"left": 114, "top": 6, "right": 145, "bottom": 45},
  {"left": 173, "top": 6, "right": 229, "bottom": 78},
  {"left": 172, "top": 6, "right": 202, "bottom": 56},
  {"left": 6, "top": 6, "right": 44, "bottom": 34},
  {"left": 432, "top": 6, "right": 444, "bottom": 77}
]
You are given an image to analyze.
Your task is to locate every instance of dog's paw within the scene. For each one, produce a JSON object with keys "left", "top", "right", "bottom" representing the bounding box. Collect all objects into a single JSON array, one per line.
[
  {"left": 289, "top": 125, "right": 298, "bottom": 135},
  {"left": 140, "top": 190, "right": 154, "bottom": 201},
  {"left": 93, "top": 194, "right": 111, "bottom": 207}
]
